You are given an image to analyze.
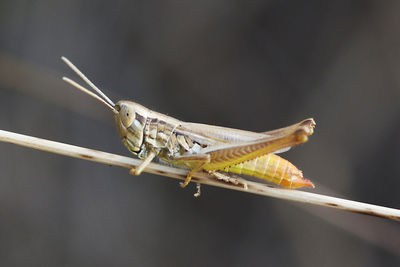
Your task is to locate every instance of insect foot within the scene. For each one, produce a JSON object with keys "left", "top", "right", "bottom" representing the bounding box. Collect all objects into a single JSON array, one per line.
[
  {"left": 129, "top": 168, "right": 140, "bottom": 176},
  {"left": 193, "top": 183, "right": 201, "bottom": 197},
  {"left": 210, "top": 171, "right": 248, "bottom": 190}
]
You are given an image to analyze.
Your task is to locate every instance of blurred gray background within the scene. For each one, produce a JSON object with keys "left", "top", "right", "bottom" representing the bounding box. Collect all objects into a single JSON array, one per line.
[{"left": 1, "top": 1, "right": 400, "bottom": 266}]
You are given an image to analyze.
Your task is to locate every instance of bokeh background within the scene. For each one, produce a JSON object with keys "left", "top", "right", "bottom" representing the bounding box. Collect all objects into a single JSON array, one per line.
[{"left": 1, "top": 1, "right": 400, "bottom": 266}]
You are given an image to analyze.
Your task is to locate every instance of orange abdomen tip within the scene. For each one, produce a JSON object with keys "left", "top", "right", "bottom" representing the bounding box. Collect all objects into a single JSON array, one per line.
[{"left": 280, "top": 175, "right": 315, "bottom": 189}]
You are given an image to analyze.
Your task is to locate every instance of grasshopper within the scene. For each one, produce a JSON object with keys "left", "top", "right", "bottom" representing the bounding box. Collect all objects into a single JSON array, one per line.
[{"left": 61, "top": 57, "right": 316, "bottom": 195}]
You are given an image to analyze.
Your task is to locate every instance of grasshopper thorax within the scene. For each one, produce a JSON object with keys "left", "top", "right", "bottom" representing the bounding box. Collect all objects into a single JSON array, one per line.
[{"left": 115, "top": 100, "right": 149, "bottom": 154}]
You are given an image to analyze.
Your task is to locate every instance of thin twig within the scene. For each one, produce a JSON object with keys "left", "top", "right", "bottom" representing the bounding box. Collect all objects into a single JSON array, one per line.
[{"left": 1, "top": 129, "right": 400, "bottom": 222}]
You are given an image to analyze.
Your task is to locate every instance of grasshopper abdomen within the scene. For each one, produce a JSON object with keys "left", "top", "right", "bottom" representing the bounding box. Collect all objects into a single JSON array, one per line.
[{"left": 223, "top": 153, "right": 314, "bottom": 188}]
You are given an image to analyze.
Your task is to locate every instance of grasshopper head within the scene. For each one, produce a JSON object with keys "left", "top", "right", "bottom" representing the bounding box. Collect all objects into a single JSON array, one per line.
[
  {"left": 61, "top": 57, "right": 147, "bottom": 155},
  {"left": 114, "top": 100, "right": 149, "bottom": 154}
]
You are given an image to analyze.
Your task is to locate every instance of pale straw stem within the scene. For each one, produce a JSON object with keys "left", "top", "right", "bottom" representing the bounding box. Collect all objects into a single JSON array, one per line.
[{"left": 1, "top": 129, "right": 400, "bottom": 222}]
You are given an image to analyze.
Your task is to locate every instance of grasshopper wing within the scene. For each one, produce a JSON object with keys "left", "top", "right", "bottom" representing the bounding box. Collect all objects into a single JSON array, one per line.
[
  {"left": 176, "top": 118, "right": 314, "bottom": 145},
  {"left": 176, "top": 123, "right": 269, "bottom": 144},
  {"left": 198, "top": 118, "right": 316, "bottom": 170}
]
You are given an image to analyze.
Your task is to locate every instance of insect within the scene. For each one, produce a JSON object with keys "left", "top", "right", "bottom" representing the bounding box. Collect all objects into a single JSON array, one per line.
[{"left": 61, "top": 57, "right": 316, "bottom": 196}]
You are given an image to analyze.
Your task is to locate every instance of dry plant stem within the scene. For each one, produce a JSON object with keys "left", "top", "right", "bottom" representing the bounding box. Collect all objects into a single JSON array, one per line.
[{"left": 1, "top": 129, "right": 400, "bottom": 222}]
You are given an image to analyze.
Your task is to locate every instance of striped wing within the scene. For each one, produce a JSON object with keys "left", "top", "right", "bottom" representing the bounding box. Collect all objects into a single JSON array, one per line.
[{"left": 200, "top": 118, "right": 315, "bottom": 171}]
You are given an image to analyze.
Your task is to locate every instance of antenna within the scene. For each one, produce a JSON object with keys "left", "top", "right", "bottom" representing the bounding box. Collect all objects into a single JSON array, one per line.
[
  {"left": 62, "top": 77, "right": 117, "bottom": 114},
  {"left": 61, "top": 57, "right": 117, "bottom": 113}
]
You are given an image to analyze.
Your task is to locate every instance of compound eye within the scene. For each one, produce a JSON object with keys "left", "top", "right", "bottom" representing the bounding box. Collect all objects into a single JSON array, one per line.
[{"left": 120, "top": 105, "right": 134, "bottom": 128}]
